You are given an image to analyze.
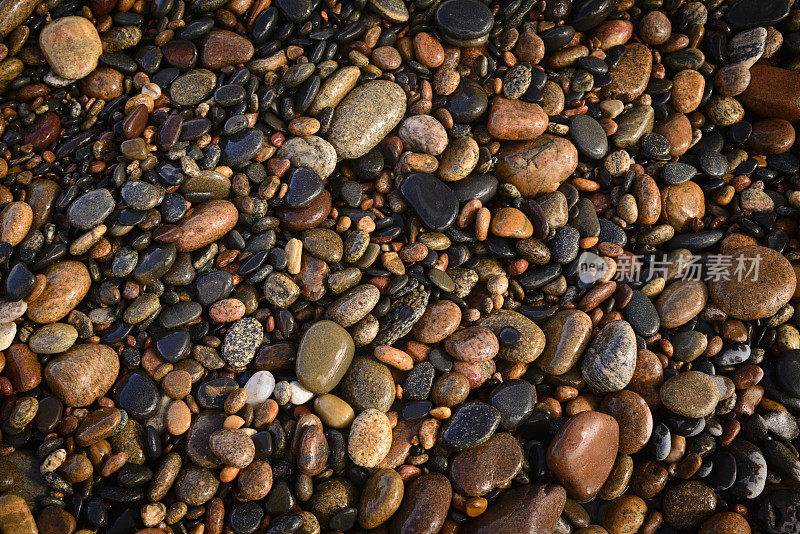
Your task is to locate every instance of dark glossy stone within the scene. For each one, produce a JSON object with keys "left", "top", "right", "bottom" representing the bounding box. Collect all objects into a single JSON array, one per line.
[
  {"left": 440, "top": 401, "right": 501, "bottom": 451},
  {"left": 490, "top": 379, "right": 536, "bottom": 430},
  {"left": 399, "top": 173, "right": 458, "bottom": 231},
  {"left": 113, "top": 371, "right": 159, "bottom": 420}
]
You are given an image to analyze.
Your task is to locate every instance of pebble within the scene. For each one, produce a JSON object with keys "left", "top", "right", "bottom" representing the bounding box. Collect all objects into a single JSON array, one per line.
[
  {"left": 463, "top": 484, "right": 565, "bottom": 534},
  {"left": 399, "top": 173, "right": 458, "bottom": 231},
  {"left": 390, "top": 473, "right": 452, "bottom": 534},
  {"left": 348, "top": 409, "right": 392, "bottom": 468},
  {"left": 39, "top": 17, "right": 102, "bottom": 80},
  {"left": 656, "top": 279, "right": 708, "bottom": 328},
  {"left": 399, "top": 115, "right": 448, "bottom": 155},
  {"left": 709, "top": 245, "right": 796, "bottom": 320},
  {"left": 487, "top": 98, "right": 547, "bottom": 140},
  {"left": 439, "top": 401, "right": 500, "bottom": 450},
  {"left": 547, "top": 411, "right": 619, "bottom": 502},
  {"left": 44, "top": 344, "right": 119, "bottom": 407},
  {"left": 495, "top": 135, "right": 579, "bottom": 197},
  {"left": 605, "top": 43, "right": 652, "bottom": 102},
  {"left": 449, "top": 433, "right": 523, "bottom": 496},
  {"left": 537, "top": 309, "right": 592, "bottom": 375},
  {"left": 359, "top": 468, "right": 404, "bottom": 529},
  {"left": 296, "top": 320, "right": 354, "bottom": 394},
  {"left": 581, "top": 320, "right": 637, "bottom": 393},
  {"left": 327, "top": 80, "right": 406, "bottom": 159},
  {"left": 661, "top": 371, "right": 720, "bottom": 418}
]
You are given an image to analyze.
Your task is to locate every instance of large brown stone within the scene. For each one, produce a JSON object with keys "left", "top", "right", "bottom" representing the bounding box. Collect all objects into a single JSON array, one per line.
[
  {"left": 494, "top": 135, "right": 578, "bottom": 198},
  {"left": 536, "top": 309, "right": 592, "bottom": 375},
  {"left": 462, "top": 484, "right": 566, "bottom": 534},
  {"left": 740, "top": 64, "right": 800, "bottom": 121},
  {"left": 44, "top": 344, "right": 119, "bottom": 407},
  {"left": 709, "top": 245, "right": 796, "bottom": 320},
  {"left": 449, "top": 433, "right": 523, "bottom": 496},
  {"left": 487, "top": 97, "right": 548, "bottom": 140},
  {"left": 176, "top": 200, "right": 238, "bottom": 252},
  {"left": 546, "top": 411, "right": 619, "bottom": 502},
  {"left": 390, "top": 473, "right": 451, "bottom": 534},
  {"left": 604, "top": 43, "right": 653, "bottom": 102},
  {"left": 26, "top": 261, "right": 91, "bottom": 324},
  {"left": 201, "top": 30, "right": 254, "bottom": 69},
  {"left": 39, "top": 16, "right": 102, "bottom": 80}
]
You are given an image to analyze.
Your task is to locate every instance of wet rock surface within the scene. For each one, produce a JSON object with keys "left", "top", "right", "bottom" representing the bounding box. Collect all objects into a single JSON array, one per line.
[{"left": 0, "top": 0, "right": 797, "bottom": 533}]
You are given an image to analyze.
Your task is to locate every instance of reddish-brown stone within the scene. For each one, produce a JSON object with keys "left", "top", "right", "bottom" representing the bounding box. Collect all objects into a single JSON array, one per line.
[
  {"left": 494, "top": 135, "right": 579, "bottom": 198},
  {"left": 176, "top": 200, "right": 239, "bottom": 252},
  {"left": 740, "top": 64, "right": 800, "bottom": 121},
  {"left": 201, "top": 30, "right": 254, "bottom": 69},
  {"left": 486, "top": 98, "right": 548, "bottom": 140}
]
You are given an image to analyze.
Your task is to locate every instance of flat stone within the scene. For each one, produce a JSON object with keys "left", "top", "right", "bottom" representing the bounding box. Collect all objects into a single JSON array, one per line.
[
  {"left": 399, "top": 173, "right": 458, "bottom": 232},
  {"left": 44, "top": 344, "right": 119, "bottom": 407},
  {"left": 478, "top": 309, "right": 545, "bottom": 363},
  {"left": 570, "top": 114, "right": 608, "bottom": 159},
  {"left": 487, "top": 98, "right": 548, "bottom": 141},
  {"left": 176, "top": 200, "right": 238, "bottom": 252},
  {"left": 727, "top": 27, "right": 767, "bottom": 68},
  {"left": 296, "top": 320, "right": 354, "bottom": 394},
  {"left": 449, "top": 433, "right": 523, "bottom": 496},
  {"left": 359, "top": 469, "right": 404, "bottom": 529},
  {"left": 339, "top": 357, "right": 395, "bottom": 412},
  {"left": 547, "top": 411, "right": 619, "bottom": 502},
  {"left": 463, "top": 484, "right": 565, "bottom": 534},
  {"left": 27, "top": 261, "right": 91, "bottom": 324},
  {"left": 657, "top": 279, "right": 708, "bottom": 328},
  {"left": 68, "top": 188, "right": 114, "bottom": 230},
  {"left": 222, "top": 317, "right": 263, "bottom": 368},
  {"left": 661, "top": 371, "right": 720, "bottom": 418},
  {"left": 0, "top": 495, "right": 37, "bottom": 534},
  {"left": 39, "top": 17, "right": 102, "bottom": 80},
  {"left": 326, "top": 285, "right": 380, "bottom": 327},
  {"left": 726, "top": 0, "right": 790, "bottom": 29},
  {"left": 276, "top": 135, "right": 337, "bottom": 179},
  {"left": 201, "top": 30, "right": 254, "bottom": 69},
  {"left": 174, "top": 465, "right": 220, "bottom": 506},
  {"left": 440, "top": 401, "right": 500, "bottom": 451},
  {"left": 605, "top": 43, "right": 652, "bottom": 102},
  {"left": 434, "top": 0, "right": 493, "bottom": 45},
  {"left": 662, "top": 481, "right": 717, "bottom": 530},
  {"left": 494, "top": 135, "right": 579, "bottom": 198},
  {"left": 390, "top": 474, "right": 451, "bottom": 534},
  {"left": 170, "top": 69, "right": 216, "bottom": 106},
  {"left": 581, "top": 320, "right": 637, "bottom": 393},
  {"left": 612, "top": 105, "right": 654, "bottom": 149},
  {"left": 327, "top": 80, "right": 406, "bottom": 159},
  {"left": 348, "top": 409, "right": 392, "bottom": 468},
  {"left": 399, "top": 115, "right": 448, "bottom": 155}
]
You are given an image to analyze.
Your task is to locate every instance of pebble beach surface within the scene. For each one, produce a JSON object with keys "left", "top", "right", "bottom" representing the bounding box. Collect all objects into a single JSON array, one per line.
[{"left": 0, "top": 0, "right": 798, "bottom": 533}]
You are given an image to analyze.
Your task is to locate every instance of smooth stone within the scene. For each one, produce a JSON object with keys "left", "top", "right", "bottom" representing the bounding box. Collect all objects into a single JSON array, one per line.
[
  {"left": 434, "top": 0, "right": 493, "bottom": 44},
  {"left": 537, "top": 309, "right": 592, "bottom": 375},
  {"left": 399, "top": 173, "right": 458, "bottom": 232},
  {"left": 444, "top": 326, "right": 499, "bottom": 363},
  {"left": 709, "top": 245, "right": 795, "bottom": 320},
  {"left": 581, "top": 320, "right": 637, "bottom": 393},
  {"left": 494, "top": 135, "right": 579, "bottom": 198},
  {"left": 487, "top": 98, "right": 548, "bottom": 141},
  {"left": 169, "top": 69, "right": 216, "bottom": 106},
  {"left": 326, "top": 285, "right": 380, "bottom": 328},
  {"left": 28, "top": 323, "right": 78, "bottom": 354},
  {"left": 727, "top": 27, "right": 767, "bottom": 68},
  {"left": 174, "top": 465, "right": 220, "bottom": 506},
  {"left": 308, "top": 66, "right": 360, "bottom": 115},
  {"left": 570, "top": 114, "right": 608, "bottom": 159},
  {"left": 447, "top": 80, "right": 489, "bottom": 122},
  {"left": 605, "top": 43, "right": 652, "bottom": 102},
  {"left": 27, "top": 261, "right": 91, "bottom": 324},
  {"left": 222, "top": 317, "right": 263, "bottom": 368},
  {"left": 201, "top": 30, "right": 254, "bottom": 69},
  {"left": 399, "top": 115, "right": 448, "bottom": 155},
  {"left": 286, "top": 167, "right": 324, "bottom": 208},
  {"left": 662, "top": 481, "right": 717, "bottom": 530},
  {"left": 243, "top": 371, "right": 275, "bottom": 407},
  {"left": 726, "top": 0, "right": 790, "bottom": 29},
  {"left": 44, "top": 344, "right": 119, "bottom": 407},
  {"left": 440, "top": 401, "right": 500, "bottom": 451},
  {"left": 359, "top": 469, "right": 404, "bottom": 529},
  {"left": 478, "top": 309, "right": 545, "bottom": 363},
  {"left": 656, "top": 279, "right": 708, "bottom": 328},
  {"left": 221, "top": 128, "right": 265, "bottom": 167},
  {"left": 113, "top": 371, "right": 159, "bottom": 420},
  {"left": 39, "top": 17, "right": 102, "bottom": 80},
  {"left": 276, "top": 135, "right": 337, "bottom": 179},
  {"left": 296, "top": 320, "right": 354, "bottom": 394},
  {"left": 600, "top": 390, "right": 653, "bottom": 454},
  {"left": 0, "top": 0, "right": 39, "bottom": 37},
  {"left": 390, "top": 474, "right": 451, "bottom": 534},
  {"left": 660, "top": 181, "right": 705, "bottom": 231},
  {"left": 368, "top": 0, "right": 409, "bottom": 22},
  {"left": 0, "top": 495, "right": 37, "bottom": 534},
  {"left": 314, "top": 394, "right": 354, "bottom": 429},
  {"left": 176, "top": 200, "right": 238, "bottom": 252},
  {"left": 68, "top": 188, "right": 114, "bottom": 230},
  {"left": 186, "top": 412, "right": 227, "bottom": 468},
  {"left": 412, "top": 300, "right": 461, "bottom": 344},
  {"left": 727, "top": 439, "right": 767, "bottom": 499},
  {"left": 671, "top": 331, "right": 708, "bottom": 362},
  {"left": 278, "top": 189, "right": 332, "bottom": 232},
  {"left": 740, "top": 64, "right": 800, "bottom": 121},
  {"left": 463, "top": 484, "right": 566, "bottom": 534},
  {"left": 547, "top": 411, "right": 619, "bottom": 502},
  {"left": 339, "top": 357, "right": 395, "bottom": 412},
  {"left": 348, "top": 409, "right": 392, "bottom": 468},
  {"left": 209, "top": 428, "right": 255, "bottom": 468},
  {"left": 327, "top": 80, "right": 406, "bottom": 159},
  {"left": 612, "top": 105, "right": 654, "bottom": 149},
  {"left": 449, "top": 433, "right": 523, "bottom": 495},
  {"left": 4, "top": 344, "right": 41, "bottom": 392},
  {"left": 661, "top": 371, "right": 720, "bottom": 418},
  {"left": 625, "top": 290, "right": 660, "bottom": 337}
]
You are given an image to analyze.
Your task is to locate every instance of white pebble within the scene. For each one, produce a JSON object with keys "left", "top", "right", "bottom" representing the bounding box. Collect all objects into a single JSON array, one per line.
[
  {"left": 289, "top": 381, "right": 314, "bottom": 405},
  {"left": 0, "top": 322, "right": 15, "bottom": 351},
  {"left": 244, "top": 370, "right": 275, "bottom": 406},
  {"left": 0, "top": 300, "right": 26, "bottom": 323}
]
